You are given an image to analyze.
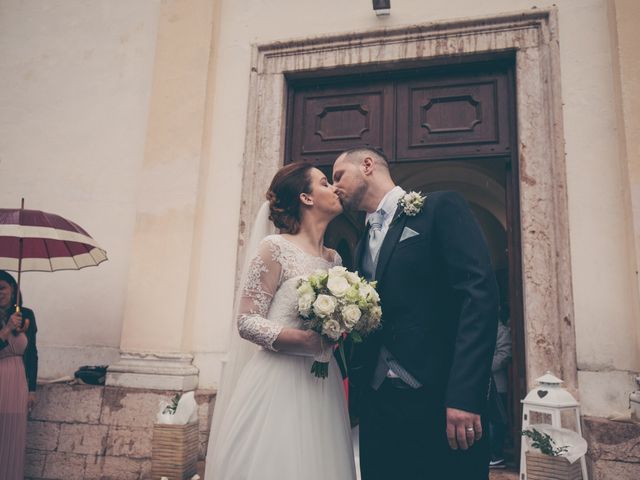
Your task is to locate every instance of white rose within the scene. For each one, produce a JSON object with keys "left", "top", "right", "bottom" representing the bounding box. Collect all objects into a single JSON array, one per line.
[
  {"left": 345, "top": 271, "right": 360, "bottom": 284},
  {"left": 327, "top": 275, "right": 350, "bottom": 298},
  {"left": 296, "top": 281, "right": 315, "bottom": 297},
  {"left": 368, "top": 286, "right": 380, "bottom": 303},
  {"left": 369, "top": 305, "right": 382, "bottom": 322},
  {"left": 341, "top": 304, "right": 362, "bottom": 329},
  {"left": 361, "top": 306, "right": 382, "bottom": 332},
  {"left": 298, "top": 292, "right": 316, "bottom": 317},
  {"left": 359, "top": 283, "right": 380, "bottom": 303},
  {"left": 311, "top": 269, "right": 328, "bottom": 282},
  {"left": 308, "top": 270, "right": 328, "bottom": 289},
  {"left": 329, "top": 266, "right": 347, "bottom": 277},
  {"left": 313, "top": 294, "right": 337, "bottom": 318},
  {"left": 322, "top": 319, "right": 342, "bottom": 341}
]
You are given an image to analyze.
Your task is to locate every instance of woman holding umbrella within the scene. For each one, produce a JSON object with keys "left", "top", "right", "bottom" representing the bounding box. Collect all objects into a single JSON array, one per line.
[{"left": 0, "top": 269, "right": 38, "bottom": 480}]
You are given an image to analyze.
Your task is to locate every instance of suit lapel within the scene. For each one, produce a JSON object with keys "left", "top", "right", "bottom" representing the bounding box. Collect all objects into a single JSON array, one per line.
[{"left": 375, "top": 210, "right": 407, "bottom": 283}]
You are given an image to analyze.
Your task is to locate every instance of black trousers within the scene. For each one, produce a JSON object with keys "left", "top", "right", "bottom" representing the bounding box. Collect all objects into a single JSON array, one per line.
[
  {"left": 359, "top": 380, "right": 490, "bottom": 480},
  {"left": 488, "top": 392, "right": 509, "bottom": 459}
]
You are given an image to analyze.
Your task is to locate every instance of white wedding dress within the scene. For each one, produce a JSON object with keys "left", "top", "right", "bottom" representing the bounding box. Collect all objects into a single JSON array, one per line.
[{"left": 206, "top": 234, "right": 356, "bottom": 480}]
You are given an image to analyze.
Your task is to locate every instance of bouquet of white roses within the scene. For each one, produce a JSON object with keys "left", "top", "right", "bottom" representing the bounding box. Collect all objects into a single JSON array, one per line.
[{"left": 296, "top": 266, "right": 382, "bottom": 378}]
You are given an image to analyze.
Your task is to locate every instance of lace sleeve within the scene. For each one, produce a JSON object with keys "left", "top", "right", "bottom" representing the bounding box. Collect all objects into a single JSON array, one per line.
[
  {"left": 237, "top": 238, "right": 284, "bottom": 350},
  {"left": 329, "top": 248, "right": 342, "bottom": 267}
]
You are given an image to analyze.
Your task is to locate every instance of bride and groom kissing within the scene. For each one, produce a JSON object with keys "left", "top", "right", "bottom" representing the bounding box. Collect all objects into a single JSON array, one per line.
[{"left": 205, "top": 147, "right": 499, "bottom": 480}]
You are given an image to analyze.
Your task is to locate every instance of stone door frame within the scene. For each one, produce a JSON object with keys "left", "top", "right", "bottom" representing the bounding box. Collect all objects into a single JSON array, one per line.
[{"left": 239, "top": 9, "right": 577, "bottom": 392}]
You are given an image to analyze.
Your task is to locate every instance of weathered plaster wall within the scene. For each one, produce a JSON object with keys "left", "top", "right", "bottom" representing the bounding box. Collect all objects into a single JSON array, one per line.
[
  {"left": 1, "top": 0, "right": 638, "bottom": 423},
  {"left": 0, "top": 0, "right": 161, "bottom": 378},
  {"left": 610, "top": 0, "right": 640, "bottom": 377},
  {"left": 119, "top": 0, "right": 216, "bottom": 355},
  {"left": 565, "top": 0, "right": 640, "bottom": 415},
  {"left": 194, "top": 0, "right": 640, "bottom": 419}
]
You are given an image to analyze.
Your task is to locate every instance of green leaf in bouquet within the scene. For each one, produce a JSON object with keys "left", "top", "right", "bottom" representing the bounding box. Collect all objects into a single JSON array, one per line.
[{"left": 350, "top": 331, "right": 363, "bottom": 343}]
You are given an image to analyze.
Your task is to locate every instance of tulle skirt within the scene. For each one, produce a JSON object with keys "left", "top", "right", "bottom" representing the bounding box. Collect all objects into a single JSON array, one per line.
[{"left": 207, "top": 349, "right": 356, "bottom": 480}]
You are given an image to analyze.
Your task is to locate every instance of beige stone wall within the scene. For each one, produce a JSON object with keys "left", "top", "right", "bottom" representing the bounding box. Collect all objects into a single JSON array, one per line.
[
  {"left": 611, "top": 0, "right": 640, "bottom": 371},
  {"left": 194, "top": 0, "right": 640, "bottom": 415},
  {"left": 24, "top": 384, "right": 214, "bottom": 479},
  {"left": 2, "top": 0, "right": 638, "bottom": 423},
  {"left": 119, "top": 0, "right": 216, "bottom": 353},
  {"left": 0, "top": 0, "right": 220, "bottom": 382},
  {"left": 0, "top": 0, "right": 161, "bottom": 377},
  {"left": 568, "top": 0, "right": 640, "bottom": 416}
]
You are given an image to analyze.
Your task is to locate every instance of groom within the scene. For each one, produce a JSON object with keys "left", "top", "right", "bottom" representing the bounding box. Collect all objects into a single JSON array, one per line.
[{"left": 333, "top": 147, "right": 499, "bottom": 479}]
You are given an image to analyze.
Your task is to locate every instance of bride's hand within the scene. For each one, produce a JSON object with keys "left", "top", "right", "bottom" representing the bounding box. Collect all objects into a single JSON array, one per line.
[
  {"left": 272, "top": 328, "right": 334, "bottom": 358},
  {"left": 300, "top": 330, "right": 323, "bottom": 354},
  {"left": 304, "top": 331, "right": 335, "bottom": 362}
]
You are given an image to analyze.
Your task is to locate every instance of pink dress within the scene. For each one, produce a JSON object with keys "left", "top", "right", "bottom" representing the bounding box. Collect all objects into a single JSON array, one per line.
[{"left": 0, "top": 331, "right": 28, "bottom": 480}]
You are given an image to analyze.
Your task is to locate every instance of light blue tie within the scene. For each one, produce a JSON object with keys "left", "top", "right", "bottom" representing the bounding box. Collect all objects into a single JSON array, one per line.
[{"left": 367, "top": 209, "right": 385, "bottom": 267}]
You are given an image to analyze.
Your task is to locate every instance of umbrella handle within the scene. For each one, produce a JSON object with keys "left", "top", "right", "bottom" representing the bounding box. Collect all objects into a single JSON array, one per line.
[
  {"left": 15, "top": 319, "right": 30, "bottom": 333},
  {"left": 14, "top": 305, "right": 29, "bottom": 333}
]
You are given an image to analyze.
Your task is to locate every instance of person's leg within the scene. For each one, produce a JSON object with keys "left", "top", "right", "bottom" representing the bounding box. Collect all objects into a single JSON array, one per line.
[
  {"left": 392, "top": 385, "right": 444, "bottom": 480},
  {"left": 360, "top": 380, "right": 446, "bottom": 480},
  {"left": 492, "top": 393, "right": 508, "bottom": 460},
  {"left": 359, "top": 383, "right": 402, "bottom": 480}
]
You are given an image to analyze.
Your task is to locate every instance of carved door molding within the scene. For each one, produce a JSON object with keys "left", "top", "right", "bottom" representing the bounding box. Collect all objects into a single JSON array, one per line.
[
  {"left": 240, "top": 10, "right": 576, "bottom": 400},
  {"left": 286, "top": 64, "right": 513, "bottom": 165}
]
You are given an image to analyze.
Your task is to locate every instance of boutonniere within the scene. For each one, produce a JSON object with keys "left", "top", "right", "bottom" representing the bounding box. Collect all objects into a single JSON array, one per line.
[{"left": 397, "top": 191, "right": 426, "bottom": 217}]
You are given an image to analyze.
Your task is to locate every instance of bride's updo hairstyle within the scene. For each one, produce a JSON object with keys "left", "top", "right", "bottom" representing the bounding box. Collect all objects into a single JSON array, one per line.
[{"left": 266, "top": 162, "right": 314, "bottom": 234}]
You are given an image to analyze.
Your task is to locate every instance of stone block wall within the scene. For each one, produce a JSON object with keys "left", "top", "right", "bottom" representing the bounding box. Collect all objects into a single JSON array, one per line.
[
  {"left": 23, "top": 385, "right": 640, "bottom": 479},
  {"left": 582, "top": 416, "right": 640, "bottom": 479},
  {"left": 25, "top": 384, "right": 216, "bottom": 480}
]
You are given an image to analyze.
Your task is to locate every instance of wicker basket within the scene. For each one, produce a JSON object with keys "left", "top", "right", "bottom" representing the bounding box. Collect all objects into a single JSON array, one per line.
[
  {"left": 525, "top": 451, "right": 583, "bottom": 480},
  {"left": 151, "top": 421, "right": 199, "bottom": 480}
]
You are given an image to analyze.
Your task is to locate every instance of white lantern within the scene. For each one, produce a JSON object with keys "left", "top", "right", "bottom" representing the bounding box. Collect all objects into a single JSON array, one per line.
[{"left": 519, "top": 372, "right": 588, "bottom": 480}]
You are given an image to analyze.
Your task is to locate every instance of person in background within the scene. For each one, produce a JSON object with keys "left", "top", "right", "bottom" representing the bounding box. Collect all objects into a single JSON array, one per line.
[
  {"left": 0, "top": 270, "right": 38, "bottom": 480},
  {"left": 488, "top": 307, "right": 512, "bottom": 469}
]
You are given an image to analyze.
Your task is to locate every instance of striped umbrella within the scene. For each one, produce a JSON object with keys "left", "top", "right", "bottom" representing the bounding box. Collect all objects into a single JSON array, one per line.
[{"left": 0, "top": 200, "right": 107, "bottom": 327}]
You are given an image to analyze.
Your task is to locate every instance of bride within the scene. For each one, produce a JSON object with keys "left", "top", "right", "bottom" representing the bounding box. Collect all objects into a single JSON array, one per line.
[{"left": 205, "top": 162, "right": 356, "bottom": 480}]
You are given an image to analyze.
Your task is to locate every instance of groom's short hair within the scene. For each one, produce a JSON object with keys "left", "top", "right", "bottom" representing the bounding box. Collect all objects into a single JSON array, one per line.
[{"left": 342, "top": 146, "right": 390, "bottom": 170}]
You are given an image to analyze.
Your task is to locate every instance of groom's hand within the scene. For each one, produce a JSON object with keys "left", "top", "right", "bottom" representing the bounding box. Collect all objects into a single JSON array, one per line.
[{"left": 446, "top": 407, "right": 482, "bottom": 450}]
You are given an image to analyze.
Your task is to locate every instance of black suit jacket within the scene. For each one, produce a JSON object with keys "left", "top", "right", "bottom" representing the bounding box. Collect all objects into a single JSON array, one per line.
[{"left": 353, "top": 191, "right": 498, "bottom": 414}]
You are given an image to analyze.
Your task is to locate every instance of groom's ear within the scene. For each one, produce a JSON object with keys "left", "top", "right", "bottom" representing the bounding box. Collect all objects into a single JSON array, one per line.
[{"left": 362, "top": 156, "right": 374, "bottom": 176}]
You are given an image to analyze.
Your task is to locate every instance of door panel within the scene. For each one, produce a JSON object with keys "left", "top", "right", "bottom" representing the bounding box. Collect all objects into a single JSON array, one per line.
[
  {"left": 289, "top": 83, "right": 393, "bottom": 165},
  {"left": 396, "top": 74, "right": 511, "bottom": 161}
]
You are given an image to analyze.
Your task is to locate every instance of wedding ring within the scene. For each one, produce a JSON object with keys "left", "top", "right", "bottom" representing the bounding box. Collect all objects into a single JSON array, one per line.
[{"left": 465, "top": 427, "right": 475, "bottom": 432}]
